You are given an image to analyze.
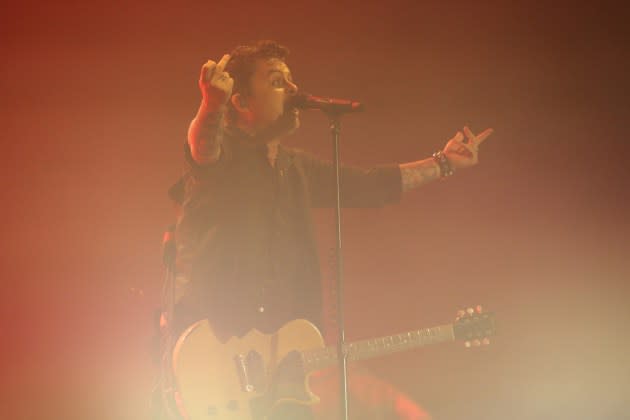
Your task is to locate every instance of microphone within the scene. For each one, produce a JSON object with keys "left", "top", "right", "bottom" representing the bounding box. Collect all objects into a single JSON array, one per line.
[{"left": 287, "top": 92, "right": 365, "bottom": 114}]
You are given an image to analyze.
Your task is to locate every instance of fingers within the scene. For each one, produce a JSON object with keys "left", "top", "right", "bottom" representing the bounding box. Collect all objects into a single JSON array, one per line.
[
  {"left": 200, "top": 60, "right": 217, "bottom": 83},
  {"left": 463, "top": 126, "right": 475, "bottom": 143},
  {"left": 449, "top": 131, "right": 466, "bottom": 151},
  {"left": 475, "top": 128, "right": 494, "bottom": 145},
  {"left": 458, "top": 131, "right": 476, "bottom": 152},
  {"left": 463, "top": 126, "right": 494, "bottom": 146},
  {"left": 446, "top": 131, "right": 474, "bottom": 158},
  {"left": 216, "top": 54, "right": 231, "bottom": 73},
  {"left": 199, "top": 54, "right": 231, "bottom": 84},
  {"left": 458, "top": 143, "right": 475, "bottom": 159}
]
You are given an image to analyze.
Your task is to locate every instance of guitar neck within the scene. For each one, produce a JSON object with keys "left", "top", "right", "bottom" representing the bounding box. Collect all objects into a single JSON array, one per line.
[{"left": 301, "top": 323, "right": 455, "bottom": 373}]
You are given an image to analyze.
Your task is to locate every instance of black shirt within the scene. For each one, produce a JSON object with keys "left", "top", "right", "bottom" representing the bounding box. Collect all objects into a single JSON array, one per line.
[{"left": 173, "top": 126, "right": 402, "bottom": 339}]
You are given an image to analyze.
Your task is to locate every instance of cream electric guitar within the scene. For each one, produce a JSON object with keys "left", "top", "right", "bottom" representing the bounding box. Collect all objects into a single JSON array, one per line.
[{"left": 172, "top": 307, "right": 495, "bottom": 420}]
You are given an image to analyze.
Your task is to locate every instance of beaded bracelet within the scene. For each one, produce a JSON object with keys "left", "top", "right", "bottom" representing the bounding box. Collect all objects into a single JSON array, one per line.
[{"left": 432, "top": 151, "right": 455, "bottom": 178}]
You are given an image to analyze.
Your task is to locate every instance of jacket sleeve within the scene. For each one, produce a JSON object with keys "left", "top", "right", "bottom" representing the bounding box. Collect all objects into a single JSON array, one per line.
[{"left": 295, "top": 150, "right": 403, "bottom": 208}]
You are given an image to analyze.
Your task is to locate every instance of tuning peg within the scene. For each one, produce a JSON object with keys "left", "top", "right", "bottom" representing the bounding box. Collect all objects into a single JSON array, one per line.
[
  {"left": 475, "top": 305, "right": 483, "bottom": 314},
  {"left": 464, "top": 341, "right": 471, "bottom": 348},
  {"left": 482, "top": 337, "right": 490, "bottom": 346}
]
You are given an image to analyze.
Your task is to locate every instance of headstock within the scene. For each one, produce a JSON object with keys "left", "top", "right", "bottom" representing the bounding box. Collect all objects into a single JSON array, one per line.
[{"left": 453, "top": 305, "right": 495, "bottom": 347}]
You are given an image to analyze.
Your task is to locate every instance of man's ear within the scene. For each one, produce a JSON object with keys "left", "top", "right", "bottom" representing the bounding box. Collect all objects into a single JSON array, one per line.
[{"left": 231, "top": 93, "right": 249, "bottom": 112}]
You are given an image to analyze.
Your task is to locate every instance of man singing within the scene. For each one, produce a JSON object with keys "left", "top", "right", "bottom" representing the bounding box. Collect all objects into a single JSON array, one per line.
[{"left": 169, "top": 40, "right": 493, "bottom": 419}]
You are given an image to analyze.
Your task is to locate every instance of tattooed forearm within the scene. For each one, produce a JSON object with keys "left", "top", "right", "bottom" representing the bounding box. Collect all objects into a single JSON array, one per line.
[
  {"left": 399, "top": 158, "right": 441, "bottom": 192},
  {"left": 187, "top": 105, "right": 226, "bottom": 164}
]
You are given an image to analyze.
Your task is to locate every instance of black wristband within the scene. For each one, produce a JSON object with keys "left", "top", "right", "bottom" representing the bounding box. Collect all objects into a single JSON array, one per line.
[{"left": 432, "top": 151, "right": 455, "bottom": 178}]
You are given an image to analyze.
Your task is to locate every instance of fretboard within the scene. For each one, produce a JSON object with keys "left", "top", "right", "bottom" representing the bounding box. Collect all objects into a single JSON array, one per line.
[{"left": 301, "top": 323, "right": 455, "bottom": 372}]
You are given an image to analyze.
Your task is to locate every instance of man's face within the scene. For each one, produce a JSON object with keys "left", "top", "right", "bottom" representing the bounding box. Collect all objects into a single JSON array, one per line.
[{"left": 243, "top": 58, "right": 299, "bottom": 132}]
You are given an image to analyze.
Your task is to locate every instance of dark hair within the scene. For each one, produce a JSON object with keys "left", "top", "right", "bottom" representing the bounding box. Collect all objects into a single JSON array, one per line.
[{"left": 224, "top": 40, "right": 290, "bottom": 123}]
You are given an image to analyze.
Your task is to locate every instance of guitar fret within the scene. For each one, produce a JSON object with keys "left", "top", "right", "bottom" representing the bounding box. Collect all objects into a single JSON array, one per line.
[{"left": 302, "top": 324, "right": 455, "bottom": 372}]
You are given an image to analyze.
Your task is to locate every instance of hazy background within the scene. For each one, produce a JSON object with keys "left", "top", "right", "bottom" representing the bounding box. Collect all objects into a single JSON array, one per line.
[{"left": 1, "top": 1, "right": 629, "bottom": 419}]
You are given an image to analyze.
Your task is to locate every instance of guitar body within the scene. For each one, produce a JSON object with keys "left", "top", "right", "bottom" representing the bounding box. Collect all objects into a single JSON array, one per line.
[
  {"left": 171, "top": 309, "right": 495, "bottom": 419},
  {"left": 172, "top": 319, "right": 324, "bottom": 420}
]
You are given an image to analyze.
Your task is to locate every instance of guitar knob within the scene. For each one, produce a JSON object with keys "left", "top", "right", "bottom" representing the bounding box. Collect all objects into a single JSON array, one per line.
[
  {"left": 464, "top": 341, "right": 471, "bottom": 348},
  {"left": 457, "top": 309, "right": 466, "bottom": 318},
  {"left": 466, "top": 307, "right": 474, "bottom": 315},
  {"left": 475, "top": 305, "right": 483, "bottom": 314},
  {"left": 482, "top": 337, "right": 490, "bottom": 346},
  {"left": 472, "top": 339, "right": 481, "bottom": 347}
]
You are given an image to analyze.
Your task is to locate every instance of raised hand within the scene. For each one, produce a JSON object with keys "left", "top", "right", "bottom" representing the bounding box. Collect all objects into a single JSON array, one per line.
[{"left": 198, "top": 54, "right": 234, "bottom": 110}]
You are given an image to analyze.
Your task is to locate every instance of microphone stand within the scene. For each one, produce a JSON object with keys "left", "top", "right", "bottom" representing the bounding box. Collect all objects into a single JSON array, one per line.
[
  {"left": 328, "top": 112, "right": 350, "bottom": 420},
  {"left": 290, "top": 92, "right": 364, "bottom": 420},
  {"left": 160, "top": 228, "right": 178, "bottom": 418}
]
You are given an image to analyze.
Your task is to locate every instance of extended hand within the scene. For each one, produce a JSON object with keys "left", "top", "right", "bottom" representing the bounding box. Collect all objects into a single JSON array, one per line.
[{"left": 443, "top": 126, "right": 494, "bottom": 170}]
